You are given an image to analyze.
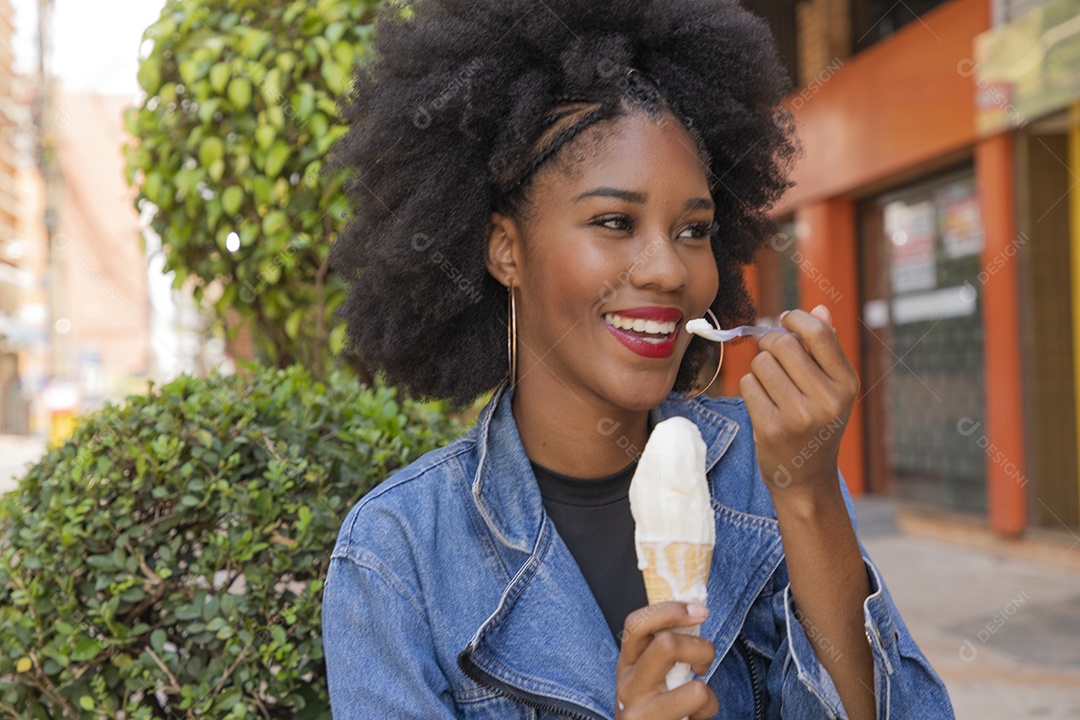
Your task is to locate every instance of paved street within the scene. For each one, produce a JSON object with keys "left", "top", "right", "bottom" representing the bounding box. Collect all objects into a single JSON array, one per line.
[
  {"left": 857, "top": 498, "right": 1080, "bottom": 720},
  {"left": 0, "top": 435, "right": 46, "bottom": 495}
]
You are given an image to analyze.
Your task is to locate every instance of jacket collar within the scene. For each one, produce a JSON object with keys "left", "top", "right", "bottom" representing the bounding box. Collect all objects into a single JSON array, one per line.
[
  {"left": 468, "top": 380, "right": 743, "bottom": 553},
  {"left": 459, "top": 381, "right": 784, "bottom": 718}
]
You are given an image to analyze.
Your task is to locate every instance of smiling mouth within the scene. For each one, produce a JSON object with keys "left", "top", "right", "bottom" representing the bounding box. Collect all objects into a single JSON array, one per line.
[{"left": 602, "top": 312, "right": 680, "bottom": 344}]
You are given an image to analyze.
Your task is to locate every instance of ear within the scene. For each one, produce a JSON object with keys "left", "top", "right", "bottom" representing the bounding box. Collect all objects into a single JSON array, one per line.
[{"left": 486, "top": 211, "right": 524, "bottom": 287}]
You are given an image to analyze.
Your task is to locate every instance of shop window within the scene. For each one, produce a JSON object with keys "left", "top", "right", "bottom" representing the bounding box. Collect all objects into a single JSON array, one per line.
[{"left": 858, "top": 167, "right": 988, "bottom": 513}]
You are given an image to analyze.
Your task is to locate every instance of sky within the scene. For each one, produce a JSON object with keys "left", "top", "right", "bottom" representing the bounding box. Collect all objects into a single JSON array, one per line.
[{"left": 12, "top": 0, "right": 167, "bottom": 95}]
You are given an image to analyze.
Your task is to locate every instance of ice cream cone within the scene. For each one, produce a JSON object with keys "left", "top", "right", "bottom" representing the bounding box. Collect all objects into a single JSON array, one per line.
[
  {"left": 638, "top": 540, "right": 713, "bottom": 605},
  {"left": 636, "top": 539, "right": 713, "bottom": 694},
  {"left": 628, "top": 417, "right": 717, "bottom": 704}
]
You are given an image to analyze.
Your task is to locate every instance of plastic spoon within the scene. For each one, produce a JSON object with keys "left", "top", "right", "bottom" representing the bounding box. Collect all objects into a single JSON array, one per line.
[{"left": 685, "top": 318, "right": 791, "bottom": 343}]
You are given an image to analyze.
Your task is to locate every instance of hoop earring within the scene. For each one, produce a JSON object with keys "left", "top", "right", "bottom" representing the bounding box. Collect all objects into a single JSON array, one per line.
[
  {"left": 507, "top": 285, "right": 518, "bottom": 389},
  {"left": 676, "top": 307, "right": 724, "bottom": 401}
]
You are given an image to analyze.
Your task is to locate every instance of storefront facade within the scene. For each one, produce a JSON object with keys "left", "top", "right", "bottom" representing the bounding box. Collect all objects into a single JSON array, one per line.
[{"left": 716, "top": 0, "right": 1080, "bottom": 536}]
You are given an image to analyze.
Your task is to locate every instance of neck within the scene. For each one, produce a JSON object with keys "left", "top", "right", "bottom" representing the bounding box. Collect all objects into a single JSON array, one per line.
[{"left": 510, "top": 371, "right": 650, "bottom": 479}]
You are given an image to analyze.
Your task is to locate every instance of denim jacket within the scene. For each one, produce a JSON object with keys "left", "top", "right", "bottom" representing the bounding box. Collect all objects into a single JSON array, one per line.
[{"left": 323, "top": 381, "right": 955, "bottom": 719}]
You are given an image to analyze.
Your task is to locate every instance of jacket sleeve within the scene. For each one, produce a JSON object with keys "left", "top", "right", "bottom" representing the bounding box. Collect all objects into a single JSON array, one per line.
[
  {"left": 763, "top": 470, "right": 955, "bottom": 719},
  {"left": 322, "top": 549, "right": 459, "bottom": 719}
]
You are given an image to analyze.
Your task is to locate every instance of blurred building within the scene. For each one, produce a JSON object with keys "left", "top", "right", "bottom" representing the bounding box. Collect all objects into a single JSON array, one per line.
[
  {"left": 4, "top": 76, "right": 154, "bottom": 435},
  {"left": 0, "top": 0, "right": 24, "bottom": 434},
  {"left": 727, "top": 0, "right": 1080, "bottom": 536},
  {"left": 52, "top": 88, "right": 151, "bottom": 404}
]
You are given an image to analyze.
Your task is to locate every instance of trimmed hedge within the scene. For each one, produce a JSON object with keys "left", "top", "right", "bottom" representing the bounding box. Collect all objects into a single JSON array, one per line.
[{"left": 0, "top": 365, "right": 464, "bottom": 718}]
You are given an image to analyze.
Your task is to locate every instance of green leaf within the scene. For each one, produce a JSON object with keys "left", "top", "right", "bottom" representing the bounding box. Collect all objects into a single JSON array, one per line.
[
  {"left": 209, "top": 158, "right": 226, "bottom": 183},
  {"left": 223, "top": 186, "right": 244, "bottom": 216},
  {"left": 262, "top": 210, "right": 288, "bottom": 236},
  {"left": 199, "top": 137, "right": 225, "bottom": 166},
  {"left": 217, "top": 686, "right": 243, "bottom": 711},
  {"left": 329, "top": 324, "right": 346, "bottom": 354},
  {"left": 80, "top": 696, "right": 94, "bottom": 711},
  {"left": 179, "top": 57, "right": 202, "bottom": 87},
  {"left": 227, "top": 77, "right": 252, "bottom": 110},
  {"left": 255, "top": 124, "right": 276, "bottom": 150},
  {"left": 198, "top": 98, "right": 222, "bottom": 124},
  {"left": 150, "top": 628, "right": 167, "bottom": 654},
  {"left": 264, "top": 142, "right": 290, "bottom": 179},
  {"left": 309, "top": 113, "right": 329, "bottom": 139},
  {"left": 210, "top": 62, "right": 231, "bottom": 94},
  {"left": 143, "top": 171, "right": 163, "bottom": 205},
  {"left": 138, "top": 57, "right": 162, "bottom": 94},
  {"left": 72, "top": 637, "right": 103, "bottom": 662},
  {"left": 285, "top": 309, "right": 303, "bottom": 340},
  {"left": 320, "top": 61, "right": 349, "bottom": 95},
  {"left": 275, "top": 52, "right": 296, "bottom": 73},
  {"left": 238, "top": 28, "right": 272, "bottom": 59}
]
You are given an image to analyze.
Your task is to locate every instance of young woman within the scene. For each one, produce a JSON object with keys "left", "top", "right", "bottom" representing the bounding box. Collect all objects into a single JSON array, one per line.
[{"left": 322, "top": 1, "right": 955, "bottom": 718}]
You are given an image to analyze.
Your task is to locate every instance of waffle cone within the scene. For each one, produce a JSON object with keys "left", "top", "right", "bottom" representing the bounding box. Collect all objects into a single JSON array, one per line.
[{"left": 638, "top": 540, "right": 713, "bottom": 605}]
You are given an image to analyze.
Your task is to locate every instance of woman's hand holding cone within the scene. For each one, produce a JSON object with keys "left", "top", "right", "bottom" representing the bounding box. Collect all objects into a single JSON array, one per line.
[{"left": 614, "top": 601, "right": 719, "bottom": 720}]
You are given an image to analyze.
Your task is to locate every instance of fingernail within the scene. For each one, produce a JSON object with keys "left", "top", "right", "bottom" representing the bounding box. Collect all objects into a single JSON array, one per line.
[
  {"left": 779, "top": 310, "right": 791, "bottom": 322},
  {"left": 688, "top": 603, "right": 708, "bottom": 619}
]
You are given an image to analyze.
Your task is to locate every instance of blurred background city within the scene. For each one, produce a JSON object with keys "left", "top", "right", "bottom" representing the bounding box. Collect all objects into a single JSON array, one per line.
[{"left": 0, "top": 0, "right": 1078, "bottom": 718}]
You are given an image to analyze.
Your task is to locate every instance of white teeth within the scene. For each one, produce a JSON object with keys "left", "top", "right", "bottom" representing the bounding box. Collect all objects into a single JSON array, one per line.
[{"left": 603, "top": 313, "right": 678, "bottom": 336}]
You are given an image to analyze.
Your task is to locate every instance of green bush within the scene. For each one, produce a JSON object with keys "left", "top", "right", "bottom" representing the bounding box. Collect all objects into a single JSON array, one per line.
[{"left": 0, "top": 365, "right": 464, "bottom": 718}]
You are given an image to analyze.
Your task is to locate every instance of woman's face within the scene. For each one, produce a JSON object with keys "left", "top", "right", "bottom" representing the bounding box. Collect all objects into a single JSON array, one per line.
[{"left": 489, "top": 111, "right": 719, "bottom": 412}]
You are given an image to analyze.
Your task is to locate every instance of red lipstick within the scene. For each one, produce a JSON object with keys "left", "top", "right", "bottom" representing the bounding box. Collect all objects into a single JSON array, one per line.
[{"left": 602, "top": 306, "right": 683, "bottom": 359}]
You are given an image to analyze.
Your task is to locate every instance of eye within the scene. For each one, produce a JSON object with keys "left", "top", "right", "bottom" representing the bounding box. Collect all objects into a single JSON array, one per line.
[
  {"left": 678, "top": 220, "right": 716, "bottom": 240},
  {"left": 591, "top": 214, "right": 634, "bottom": 233}
]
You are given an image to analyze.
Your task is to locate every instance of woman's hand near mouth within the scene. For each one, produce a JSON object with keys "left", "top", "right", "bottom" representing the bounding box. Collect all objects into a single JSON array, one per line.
[
  {"left": 738, "top": 304, "right": 877, "bottom": 720},
  {"left": 739, "top": 304, "right": 859, "bottom": 497}
]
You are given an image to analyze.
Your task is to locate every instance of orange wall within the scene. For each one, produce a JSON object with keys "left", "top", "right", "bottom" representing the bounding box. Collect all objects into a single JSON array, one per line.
[
  {"left": 795, "top": 200, "right": 866, "bottom": 495},
  {"left": 777, "top": 0, "right": 988, "bottom": 213}
]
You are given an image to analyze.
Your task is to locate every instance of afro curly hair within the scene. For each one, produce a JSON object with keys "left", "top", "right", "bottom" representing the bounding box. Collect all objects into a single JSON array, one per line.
[{"left": 329, "top": 0, "right": 798, "bottom": 409}]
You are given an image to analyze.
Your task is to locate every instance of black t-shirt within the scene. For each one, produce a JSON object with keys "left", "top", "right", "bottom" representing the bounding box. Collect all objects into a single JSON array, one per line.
[{"left": 530, "top": 457, "right": 650, "bottom": 646}]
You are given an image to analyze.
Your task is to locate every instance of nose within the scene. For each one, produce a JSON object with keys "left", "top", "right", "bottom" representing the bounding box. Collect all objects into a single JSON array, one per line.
[{"left": 629, "top": 230, "right": 690, "bottom": 292}]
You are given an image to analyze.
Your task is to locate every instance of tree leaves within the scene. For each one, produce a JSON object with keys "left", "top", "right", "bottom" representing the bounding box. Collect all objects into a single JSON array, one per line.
[{"left": 126, "top": 0, "right": 383, "bottom": 380}]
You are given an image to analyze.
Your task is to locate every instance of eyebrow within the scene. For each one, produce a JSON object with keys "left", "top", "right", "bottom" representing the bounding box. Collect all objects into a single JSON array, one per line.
[{"left": 573, "top": 186, "right": 715, "bottom": 212}]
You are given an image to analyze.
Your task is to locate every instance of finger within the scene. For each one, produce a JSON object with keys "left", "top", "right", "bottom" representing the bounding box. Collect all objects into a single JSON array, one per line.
[
  {"left": 748, "top": 348, "right": 805, "bottom": 409},
  {"left": 757, "top": 330, "right": 835, "bottom": 407},
  {"left": 739, "top": 369, "right": 779, "bottom": 417},
  {"left": 629, "top": 679, "right": 719, "bottom": 720},
  {"left": 778, "top": 308, "right": 850, "bottom": 383},
  {"left": 618, "top": 602, "right": 708, "bottom": 670},
  {"left": 810, "top": 304, "right": 832, "bottom": 325},
  {"left": 627, "top": 631, "right": 716, "bottom": 701}
]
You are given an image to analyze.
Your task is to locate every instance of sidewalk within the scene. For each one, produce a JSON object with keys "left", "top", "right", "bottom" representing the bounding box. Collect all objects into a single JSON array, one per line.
[
  {"left": 856, "top": 497, "right": 1080, "bottom": 720},
  {"left": 0, "top": 435, "right": 46, "bottom": 495}
]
